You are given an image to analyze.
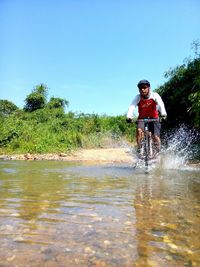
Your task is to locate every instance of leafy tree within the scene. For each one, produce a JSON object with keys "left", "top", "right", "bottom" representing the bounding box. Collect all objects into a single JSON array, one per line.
[
  {"left": 0, "top": 99, "right": 19, "bottom": 116},
  {"left": 48, "top": 97, "right": 69, "bottom": 110},
  {"left": 33, "top": 84, "right": 48, "bottom": 97},
  {"left": 24, "top": 84, "right": 48, "bottom": 112},
  {"left": 187, "top": 57, "right": 200, "bottom": 127},
  {"left": 156, "top": 56, "right": 200, "bottom": 128}
]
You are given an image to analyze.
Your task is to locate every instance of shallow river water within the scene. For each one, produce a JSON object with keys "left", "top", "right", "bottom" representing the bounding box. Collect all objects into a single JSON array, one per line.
[{"left": 0, "top": 160, "right": 199, "bottom": 267}]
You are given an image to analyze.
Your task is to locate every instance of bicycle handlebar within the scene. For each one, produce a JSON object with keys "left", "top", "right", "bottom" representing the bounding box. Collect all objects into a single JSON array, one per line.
[{"left": 137, "top": 118, "right": 160, "bottom": 123}]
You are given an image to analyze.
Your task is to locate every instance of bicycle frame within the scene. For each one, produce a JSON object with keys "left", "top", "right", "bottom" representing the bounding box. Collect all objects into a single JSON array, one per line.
[{"left": 137, "top": 118, "right": 159, "bottom": 168}]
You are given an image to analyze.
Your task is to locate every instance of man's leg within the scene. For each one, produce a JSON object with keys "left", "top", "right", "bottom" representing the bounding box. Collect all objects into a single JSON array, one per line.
[
  {"left": 137, "top": 128, "right": 144, "bottom": 148},
  {"left": 152, "top": 135, "right": 161, "bottom": 153},
  {"left": 152, "top": 121, "right": 161, "bottom": 153}
]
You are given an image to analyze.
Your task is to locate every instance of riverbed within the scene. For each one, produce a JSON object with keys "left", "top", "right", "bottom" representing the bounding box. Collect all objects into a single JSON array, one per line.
[{"left": 0, "top": 160, "right": 199, "bottom": 266}]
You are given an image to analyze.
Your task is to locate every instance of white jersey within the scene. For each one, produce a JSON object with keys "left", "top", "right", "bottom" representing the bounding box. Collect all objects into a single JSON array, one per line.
[{"left": 127, "top": 92, "right": 167, "bottom": 119}]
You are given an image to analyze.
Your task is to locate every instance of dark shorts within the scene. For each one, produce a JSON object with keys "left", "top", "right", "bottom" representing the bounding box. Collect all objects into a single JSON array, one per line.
[{"left": 137, "top": 121, "right": 161, "bottom": 137}]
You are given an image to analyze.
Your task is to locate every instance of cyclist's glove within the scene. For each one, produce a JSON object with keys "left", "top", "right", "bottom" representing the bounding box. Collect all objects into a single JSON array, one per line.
[
  {"left": 126, "top": 118, "right": 133, "bottom": 123},
  {"left": 160, "top": 116, "right": 167, "bottom": 122}
]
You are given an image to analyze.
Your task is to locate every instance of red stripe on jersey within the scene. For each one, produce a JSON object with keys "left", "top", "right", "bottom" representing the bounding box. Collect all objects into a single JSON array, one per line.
[{"left": 138, "top": 98, "right": 159, "bottom": 118}]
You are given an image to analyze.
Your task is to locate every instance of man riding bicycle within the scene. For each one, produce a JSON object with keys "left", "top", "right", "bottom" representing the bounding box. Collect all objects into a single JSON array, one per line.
[{"left": 126, "top": 79, "right": 167, "bottom": 156}]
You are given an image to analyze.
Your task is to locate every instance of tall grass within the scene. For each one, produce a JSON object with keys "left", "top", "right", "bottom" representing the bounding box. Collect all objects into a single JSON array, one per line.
[{"left": 0, "top": 109, "right": 136, "bottom": 154}]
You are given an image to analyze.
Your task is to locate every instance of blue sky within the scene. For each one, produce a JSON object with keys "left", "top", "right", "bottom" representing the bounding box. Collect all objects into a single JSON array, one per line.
[{"left": 0, "top": 0, "right": 200, "bottom": 115}]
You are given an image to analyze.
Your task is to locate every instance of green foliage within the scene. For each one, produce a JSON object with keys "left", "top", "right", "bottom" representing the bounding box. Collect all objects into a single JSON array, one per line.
[
  {"left": 0, "top": 82, "right": 136, "bottom": 154},
  {"left": 24, "top": 83, "right": 48, "bottom": 112},
  {"left": 0, "top": 107, "right": 134, "bottom": 154},
  {"left": 155, "top": 42, "right": 200, "bottom": 160},
  {"left": 0, "top": 100, "right": 19, "bottom": 116},
  {"left": 0, "top": 81, "right": 135, "bottom": 153},
  {"left": 188, "top": 90, "right": 200, "bottom": 126},
  {"left": 33, "top": 84, "right": 48, "bottom": 97},
  {"left": 156, "top": 57, "right": 200, "bottom": 128},
  {"left": 24, "top": 92, "right": 46, "bottom": 112},
  {"left": 48, "top": 97, "right": 69, "bottom": 110}
]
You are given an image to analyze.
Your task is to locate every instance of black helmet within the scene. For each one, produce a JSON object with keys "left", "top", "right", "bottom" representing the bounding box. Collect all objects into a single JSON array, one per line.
[{"left": 137, "top": 79, "right": 150, "bottom": 88}]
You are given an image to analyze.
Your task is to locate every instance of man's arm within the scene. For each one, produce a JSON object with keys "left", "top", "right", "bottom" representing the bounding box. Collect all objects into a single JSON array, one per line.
[
  {"left": 154, "top": 93, "right": 167, "bottom": 116},
  {"left": 126, "top": 95, "right": 140, "bottom": 119}
]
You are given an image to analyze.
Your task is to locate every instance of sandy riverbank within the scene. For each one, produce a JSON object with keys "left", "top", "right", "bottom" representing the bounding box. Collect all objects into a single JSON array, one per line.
[{"left": 0, "top": 148, "right": 135, "bottom": 164}]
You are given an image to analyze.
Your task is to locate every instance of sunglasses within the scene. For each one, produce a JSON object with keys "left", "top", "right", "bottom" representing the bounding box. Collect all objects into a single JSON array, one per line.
[{"left": 139, "top": 85, "right": 149, "bottom": 90}]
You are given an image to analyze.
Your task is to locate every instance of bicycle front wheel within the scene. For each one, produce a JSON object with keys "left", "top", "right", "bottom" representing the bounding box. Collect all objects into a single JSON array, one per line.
[{"left": 144, "top": 131, "right": 149, "bottom": 167}]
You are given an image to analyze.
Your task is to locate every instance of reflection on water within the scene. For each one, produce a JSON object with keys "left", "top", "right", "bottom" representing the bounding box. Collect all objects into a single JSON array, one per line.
[{"left": 0, "top": 160, "right": 200, "bottom": 266}]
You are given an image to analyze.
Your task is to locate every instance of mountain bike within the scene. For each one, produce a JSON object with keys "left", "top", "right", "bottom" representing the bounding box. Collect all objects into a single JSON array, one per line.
[{"left": 136, "top": 118, "right": 160, "bottom": 170}]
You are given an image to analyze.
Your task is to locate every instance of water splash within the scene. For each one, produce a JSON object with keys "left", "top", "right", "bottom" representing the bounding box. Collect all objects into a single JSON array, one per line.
[{"left": 160, "top": 125, "right": 199, "bottom": 170}]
